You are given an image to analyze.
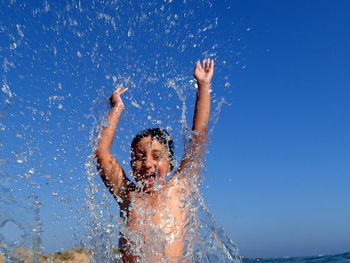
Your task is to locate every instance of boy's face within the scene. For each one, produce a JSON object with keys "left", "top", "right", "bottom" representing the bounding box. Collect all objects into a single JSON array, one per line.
[{"left": 131, "top": 135, "right": 171, "bottom": 190}]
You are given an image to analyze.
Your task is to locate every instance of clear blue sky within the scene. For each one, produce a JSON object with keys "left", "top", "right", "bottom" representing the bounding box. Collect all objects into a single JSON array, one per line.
[
  {"left": 203, "top": 0, "right": 350, "bottom": 258},
  {"left": 1, "top": 0, "right": 349, "bottom": 259}
]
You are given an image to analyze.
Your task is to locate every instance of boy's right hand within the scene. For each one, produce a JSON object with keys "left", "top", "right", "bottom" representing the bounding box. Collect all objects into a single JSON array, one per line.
[{"left": 109, "top": 85, "right": 128, "bottom": 109}]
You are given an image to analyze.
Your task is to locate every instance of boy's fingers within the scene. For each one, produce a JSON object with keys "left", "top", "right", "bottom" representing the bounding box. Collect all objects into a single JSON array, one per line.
[
  {"left": 204, "top": 58, "right": 211, "bottom": 68},
  {"left": 196, "top": 60, "right": 202, "bottom": 70},
  {"left": 210, "top": 59, "right": 214, "bottom": 70},
  {"left": 113, "top": 87, "right": 128, "bottom": 95},
  {"left": 119, "top": 88, "right": 128, "bottom": 95}
]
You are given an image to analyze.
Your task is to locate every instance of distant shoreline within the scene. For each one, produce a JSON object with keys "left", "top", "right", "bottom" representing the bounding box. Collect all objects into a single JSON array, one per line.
[{"left": 242, "top": 251, "right": 350, "bottom": 263}]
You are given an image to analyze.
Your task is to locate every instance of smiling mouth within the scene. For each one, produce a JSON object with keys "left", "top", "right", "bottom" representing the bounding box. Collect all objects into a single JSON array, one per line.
[
  {"left": 139, "top": 172, "right": 156, "bottom": 187},
  {"left": 145, "top": 176, "right": 154, "bottom": 187}
]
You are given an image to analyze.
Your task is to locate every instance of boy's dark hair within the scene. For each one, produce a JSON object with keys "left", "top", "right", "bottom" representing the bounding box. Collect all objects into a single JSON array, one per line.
[{"left": 130, "top": 128, "right": 174, "bottom": 168}]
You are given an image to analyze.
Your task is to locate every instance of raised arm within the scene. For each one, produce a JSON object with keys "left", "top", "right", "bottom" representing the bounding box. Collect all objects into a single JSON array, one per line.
[
  {"left": 95, "top": 86, "right": 129, "bottom": 199},
  {"left": 178, "top": 59, "right": 214, "bottom": 176}
]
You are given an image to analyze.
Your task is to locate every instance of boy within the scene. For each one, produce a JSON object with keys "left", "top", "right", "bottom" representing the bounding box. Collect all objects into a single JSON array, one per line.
[{"left": 95, "top": 59, "right": 214, "bottom": 262}]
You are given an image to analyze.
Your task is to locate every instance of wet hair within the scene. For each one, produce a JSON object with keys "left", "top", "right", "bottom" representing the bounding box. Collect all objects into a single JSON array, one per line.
[{"left": 130, "top": 128, "right": 175, "bottom": 168}]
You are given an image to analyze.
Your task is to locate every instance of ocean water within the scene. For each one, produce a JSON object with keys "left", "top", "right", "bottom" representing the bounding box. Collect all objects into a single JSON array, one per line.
[{"left": 243, "top": 252, "right": 350, "bottom": 263}]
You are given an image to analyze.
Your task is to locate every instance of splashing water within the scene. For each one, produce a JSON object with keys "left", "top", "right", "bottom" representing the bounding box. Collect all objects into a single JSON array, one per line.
[{"left": 0, "top": 0, "right": 243, "bottom": 262}]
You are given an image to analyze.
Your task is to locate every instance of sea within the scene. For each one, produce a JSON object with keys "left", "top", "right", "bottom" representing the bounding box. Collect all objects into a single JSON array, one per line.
[{"left": 243, "top": 252, "right": 350, "bottom": 263}]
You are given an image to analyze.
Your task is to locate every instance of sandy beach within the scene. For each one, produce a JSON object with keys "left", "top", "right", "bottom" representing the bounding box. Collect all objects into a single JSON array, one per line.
[{"left": 0, "top": 247, "right": 97, "bottom": 263}]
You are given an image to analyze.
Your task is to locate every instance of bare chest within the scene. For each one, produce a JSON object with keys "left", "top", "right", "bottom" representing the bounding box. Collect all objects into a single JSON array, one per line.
[
  {"left": 125, "top": 187, "right": 188, "bottom": 240},
  {"left": 119, "top": 182, "right": 190, "bottom": 260}
]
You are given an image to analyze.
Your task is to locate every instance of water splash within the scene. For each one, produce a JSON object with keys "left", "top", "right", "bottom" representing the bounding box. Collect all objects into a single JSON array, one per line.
[{"left": 1, "top": 0, "right": 242, "bottom": 262}]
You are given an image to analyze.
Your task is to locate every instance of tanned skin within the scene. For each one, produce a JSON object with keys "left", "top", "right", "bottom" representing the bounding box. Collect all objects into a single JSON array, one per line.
[{"left": 95, "top": 59, "right": 214, "bottom": 262}]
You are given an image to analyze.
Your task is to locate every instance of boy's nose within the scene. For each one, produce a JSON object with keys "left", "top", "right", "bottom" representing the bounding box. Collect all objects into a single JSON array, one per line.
[{"left": 143, "top": 158, "right": 154, "bottom": 171}]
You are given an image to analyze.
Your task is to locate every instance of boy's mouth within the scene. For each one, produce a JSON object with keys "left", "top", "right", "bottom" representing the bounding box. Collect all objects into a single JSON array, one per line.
[
  {"left": 145, "top": 176, "right": 154, "bottom": 187},
  {"left": 140, "top": 172, "right": 156, "bottom": 187}
]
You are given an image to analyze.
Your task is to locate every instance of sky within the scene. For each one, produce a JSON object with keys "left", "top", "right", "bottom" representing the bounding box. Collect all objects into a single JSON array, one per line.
[
  {"left": 202, "top": 0, "right": 350, "bottom": 258},
  {"left": 1, "top": 0, "right": 350, "bottom": 259}
]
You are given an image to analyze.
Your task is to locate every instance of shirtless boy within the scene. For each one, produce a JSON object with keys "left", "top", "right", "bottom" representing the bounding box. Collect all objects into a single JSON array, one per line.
[{"left": 95, "top": 59, "right": 214, "bottom": 262}]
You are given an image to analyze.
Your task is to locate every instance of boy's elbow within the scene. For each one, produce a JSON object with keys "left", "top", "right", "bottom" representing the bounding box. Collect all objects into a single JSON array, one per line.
[
  {"left": 94, "top": 148, "right": 109, "bottom": 160},
  {"left": 94, "top": 149, "right": 101, "bottom": 159}
]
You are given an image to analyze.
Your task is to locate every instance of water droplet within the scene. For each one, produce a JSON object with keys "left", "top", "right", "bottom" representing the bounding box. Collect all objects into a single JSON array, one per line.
[
  {"left": 2, "top": 82, "right": 14, "bottom": 98},
  {"left": 16, "top": 24, "right": 24, "bottom": 37},
  {"left": 14, "top": 151, "right": 28, "bottom": 164},
  {"left": 131, "top": 101, "right": 141, "bottom": 109},
  {"left": 10, "top": 42, "right": 17, "bottom": 49},
  {"left": 127, "top": 29, "right": 133, "bottom": 37},
  {"left": 19, "top": 168, "right": 36, "bottom": 179}
]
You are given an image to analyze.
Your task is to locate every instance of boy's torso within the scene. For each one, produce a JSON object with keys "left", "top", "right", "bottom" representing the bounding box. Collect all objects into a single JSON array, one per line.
[{"left": 119, "top": 178, "right": 189, "bottom": 262}]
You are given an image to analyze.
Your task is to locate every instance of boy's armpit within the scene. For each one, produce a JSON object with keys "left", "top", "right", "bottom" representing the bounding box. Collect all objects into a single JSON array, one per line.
[
  {"left": 169, "top": 170, "right": 192, "bottom": 191},
  {"left": 174, "top": 154, "right": 203, "bottom": 180}
]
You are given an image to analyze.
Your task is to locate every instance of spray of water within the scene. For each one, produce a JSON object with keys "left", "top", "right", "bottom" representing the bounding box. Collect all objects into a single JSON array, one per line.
[{"left": 1, "top": 0, "right": 243, "bottom": 262}]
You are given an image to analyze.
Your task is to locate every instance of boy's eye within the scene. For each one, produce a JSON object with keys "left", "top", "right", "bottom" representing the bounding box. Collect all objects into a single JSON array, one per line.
[
  {"left": 153, "top": 155, "right": 160, "bottom": 160},
  {"left": 134, "top": 154, "right": 144, "bottom": 160}
]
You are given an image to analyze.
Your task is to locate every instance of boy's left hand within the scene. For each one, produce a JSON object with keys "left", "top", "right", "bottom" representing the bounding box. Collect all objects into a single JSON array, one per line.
[
  {"left": 109, "top": 85, "right": 128, "bottom": 109},
  {"left": 194, "top": 58, "right": 214, "bottom": 86}
]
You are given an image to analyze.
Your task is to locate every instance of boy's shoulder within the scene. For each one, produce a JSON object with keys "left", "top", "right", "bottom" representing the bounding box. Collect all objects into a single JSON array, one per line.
[{"left": 167, "top": 173, "right": 191, "bottom": 195}]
